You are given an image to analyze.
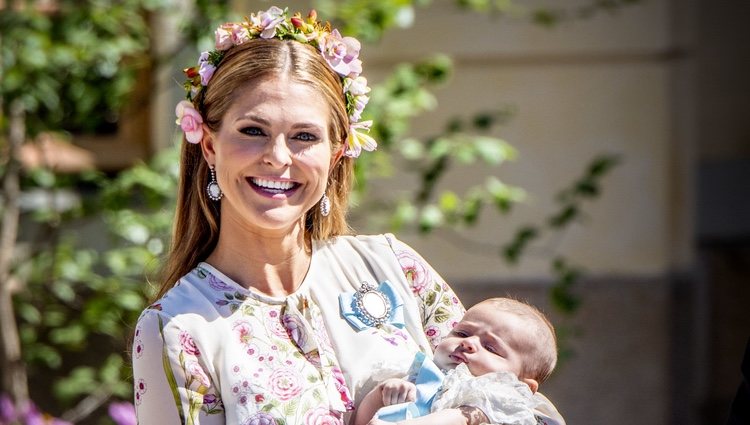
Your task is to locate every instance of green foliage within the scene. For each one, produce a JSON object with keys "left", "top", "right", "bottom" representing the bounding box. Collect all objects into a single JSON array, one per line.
[
  {"left": 12, "top": 149, "right": 178, "bottom": 414},
  {"left": 0, "top": 0, "right": 163, "bottom": 135}
]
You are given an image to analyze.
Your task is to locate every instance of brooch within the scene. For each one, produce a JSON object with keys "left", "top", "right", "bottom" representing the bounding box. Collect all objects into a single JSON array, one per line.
[
  {"left": 353, "top": 282, "right": 392, "bottom": 327},
  {"left": 339, "top": 280, "right": 405, "bottom": 331}
]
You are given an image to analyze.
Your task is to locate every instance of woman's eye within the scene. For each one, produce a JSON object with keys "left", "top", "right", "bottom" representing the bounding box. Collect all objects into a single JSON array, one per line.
[
  {"left": 294, "top": 132, "right": 318, "bottom": 142},
  {"left": 453, "top": 330, "right": 468, "bottom": 337},
  {"left": 484, "top": 344, "right": 497, "bottom": 354},
  {"left": 241, "top": 127, "right": 264, "bottom": 136}
]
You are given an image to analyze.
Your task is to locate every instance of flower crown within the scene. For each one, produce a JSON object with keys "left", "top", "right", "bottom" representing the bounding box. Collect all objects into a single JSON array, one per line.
[{"left": 175, "top": 6, "right": 377, "bottom": 158}]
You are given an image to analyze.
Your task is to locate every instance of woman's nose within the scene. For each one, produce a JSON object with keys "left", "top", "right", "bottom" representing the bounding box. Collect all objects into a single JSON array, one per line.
[{"left": 263, "top": 135, "right": 292, "bottom": 167}]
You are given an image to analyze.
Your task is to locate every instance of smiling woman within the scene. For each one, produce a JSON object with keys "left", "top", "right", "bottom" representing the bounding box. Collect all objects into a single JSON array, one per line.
[{"left": 131, "top": 7, "right": 565, "bottom": 425}]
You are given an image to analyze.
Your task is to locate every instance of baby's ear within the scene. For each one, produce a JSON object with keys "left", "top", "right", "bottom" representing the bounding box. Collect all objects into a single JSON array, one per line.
[{"left": 521, "top": 377, "right": 539, "bottom": 394}]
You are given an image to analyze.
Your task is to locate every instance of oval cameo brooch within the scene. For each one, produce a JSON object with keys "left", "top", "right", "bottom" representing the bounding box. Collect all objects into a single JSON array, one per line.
[{"left": 353, "top": 282, "right": 392, "bottom": 327}]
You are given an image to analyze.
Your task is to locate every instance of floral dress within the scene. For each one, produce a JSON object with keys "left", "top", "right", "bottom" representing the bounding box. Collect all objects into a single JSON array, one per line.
[
  {"left": 132, "top": 234, "right": 565, "bottom": 425},
  {"left": 132, "top": 234, "right": 463, "bottom": 425}
]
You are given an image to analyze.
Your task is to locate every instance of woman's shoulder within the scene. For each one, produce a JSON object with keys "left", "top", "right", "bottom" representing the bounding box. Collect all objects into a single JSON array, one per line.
[
  {"left": 137, "top": 265, "right": 221, "bottom": 320},
  {"left": 321, "top": 233, "right": 413, "bottom": 255}
]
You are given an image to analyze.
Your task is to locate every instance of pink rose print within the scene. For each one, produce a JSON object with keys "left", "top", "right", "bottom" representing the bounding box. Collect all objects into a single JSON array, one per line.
[
  {"left": 331, "top": 367, "right": 354, "bottom": 410},
  {"left": 396, "top": 250, "right": 431, "bottom": 296},
  {"left": 424, "top": 325, "right": 441, "bottom": 348},
  {"left": 233, "top": 320, "right": 253, "bottom": 346},
  {"left": 186, "top": 361, "right": 211, "bottom": 388},
  {"left": 302, "top": 406, "right": 343, "bottom": 425},
  {"left": 242, "top": 412, "right": 277, "bottom": 425},
  {"left": 268, "top": 368, "right": 302, "bottom": 401},
  {"left": 179, "top": 331, "right": 201, "bottom": 356}
]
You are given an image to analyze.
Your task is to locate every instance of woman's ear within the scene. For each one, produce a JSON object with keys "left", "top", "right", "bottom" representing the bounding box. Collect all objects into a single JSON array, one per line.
[
  {"left": 330, "top": 145, "right": 345, "bottom": 169},
  {"left": 200, "top": 123, "right": 216, "bottom": 164},
  {"left": 521, "top": 377, "right": 539, "bottom": 394}
]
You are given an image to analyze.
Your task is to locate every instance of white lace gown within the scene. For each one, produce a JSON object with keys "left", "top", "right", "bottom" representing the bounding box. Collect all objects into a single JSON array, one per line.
[{"left": 132, "top": 234, "right": 565, "bottom": 425}]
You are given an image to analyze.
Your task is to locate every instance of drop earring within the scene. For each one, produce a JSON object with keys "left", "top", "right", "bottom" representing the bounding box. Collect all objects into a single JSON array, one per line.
[
  {"left": 207, "top": 165, "right": 223, "bottom": 201},
  {"left": 320, "top": 192, "right": 330, "bottom": 217}
]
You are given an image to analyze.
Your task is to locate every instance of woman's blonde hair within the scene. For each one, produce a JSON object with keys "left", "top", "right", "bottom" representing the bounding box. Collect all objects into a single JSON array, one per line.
[{"left": 155, "top": 39, "right": 355, "bottom": 300}]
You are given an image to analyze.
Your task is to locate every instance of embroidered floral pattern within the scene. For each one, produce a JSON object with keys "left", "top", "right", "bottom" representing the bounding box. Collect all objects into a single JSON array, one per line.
[
  {"left": 179, "top": 331, "right": 201, "bottom": 356},
  {"left": 131, "top": 235, "right": 479, "bottom": 424},
  {"left": 388, "top": 235, "right": 465, "bottom": 349},
  {"left": 134, "top": 379, "right": 146, "bottom": 406},
  {"left": 268, "top": 367, "right": 303, "bottom": 401},
  {"left": 302, "top": 406, "right": 343, "bottom": 425}
]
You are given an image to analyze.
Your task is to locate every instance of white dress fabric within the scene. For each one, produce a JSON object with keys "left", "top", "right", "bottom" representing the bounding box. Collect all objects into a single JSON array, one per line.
[
  {"left": 431, "top": 365, "right": 538, "bottom": 425},
  {"left": 132, "top": 234, "right": 565, "bottom": 425}
]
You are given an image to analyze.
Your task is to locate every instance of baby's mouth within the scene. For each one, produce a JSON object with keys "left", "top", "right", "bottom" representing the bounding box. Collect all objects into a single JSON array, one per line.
[{"left": 449, "top": 353, "right": 467, "bottom": 364}]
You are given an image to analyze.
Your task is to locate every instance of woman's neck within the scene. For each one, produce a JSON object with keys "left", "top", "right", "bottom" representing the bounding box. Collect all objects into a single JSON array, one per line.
[{"left": 206, "top": 223, "right": 312, "bottom": 297}]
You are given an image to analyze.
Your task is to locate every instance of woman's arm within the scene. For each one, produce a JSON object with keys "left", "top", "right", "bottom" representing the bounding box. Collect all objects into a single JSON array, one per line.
[{"left": 132, "top": 309, "right": 224, "bottom": 424}]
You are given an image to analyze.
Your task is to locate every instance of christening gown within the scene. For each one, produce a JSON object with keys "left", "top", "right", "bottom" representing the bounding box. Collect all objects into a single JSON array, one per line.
[{"left": 132, "top": 234, "right": 565, "bottom": 425}]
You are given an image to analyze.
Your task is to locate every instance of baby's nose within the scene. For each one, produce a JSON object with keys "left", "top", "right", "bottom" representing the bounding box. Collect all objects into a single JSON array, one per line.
[{"left": 459, "top": 337, "right": 478, "bottom": 353}]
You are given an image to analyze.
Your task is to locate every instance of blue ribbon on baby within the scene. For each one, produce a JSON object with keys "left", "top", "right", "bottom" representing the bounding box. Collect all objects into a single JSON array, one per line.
[
  {"left": 338, "top": 280, "right": 406, "bottom": 330},
  {"left": 374, "top": 352, "right": 445, "bottom": 422}
]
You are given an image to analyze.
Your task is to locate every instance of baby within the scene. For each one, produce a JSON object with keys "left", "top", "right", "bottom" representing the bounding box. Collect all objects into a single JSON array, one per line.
[{"left": 354, "top": 297, "right": 558, "bottom": 425}]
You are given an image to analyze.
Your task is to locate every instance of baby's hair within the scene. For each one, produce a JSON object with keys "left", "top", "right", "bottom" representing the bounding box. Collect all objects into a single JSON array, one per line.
[{"left": 476, "top": 297, "right": 558, "bottom": 384}]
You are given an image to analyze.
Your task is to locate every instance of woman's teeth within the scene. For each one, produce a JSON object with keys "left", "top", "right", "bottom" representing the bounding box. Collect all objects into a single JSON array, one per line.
[{"left": 252, "top": 178, "right": 296, "bottom": 192}]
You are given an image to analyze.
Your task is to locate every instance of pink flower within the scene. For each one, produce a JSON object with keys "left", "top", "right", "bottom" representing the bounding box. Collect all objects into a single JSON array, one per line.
[
  {"left": 302, "top": 406, "right": 343, "bottom": 425},
  {"left": 178, "top": 330, "right": 201, "bottom": 356},
  {"left": 175, "top": 101, "right": 203, "bottom": 144},
  {"left": 267, "top": 368, "right": 302, "bottom": 401},
  {"left": 343, "top": 76, "right": 370, "bottom": 96},
  {"left": 396, "top": 250, "right": 431, "bottom": 295},
  {"left": 348, "top": 95, "right": 369, "bottom": 122},
  {"left": 425, "top": 325, "right": 442, "bottom": 348},
  {"left": 258, "top": 6, "right": 285, "bottom": 39},
  {"left": 319, "top": 29, "right": 362, "bottom": 78},
  {"left": 345, "top": 120, "right": 377, "bottom": 158},
  {"left": 331, "top": 367, "right": 354, "bottom": 410},
  {"left": 198, "top": 52, "right": 216, "bottom": 86},
  {"left": 232, "top": 25, "right": 251, "bottom": 45},
  {"left": 233, "top": 320, "right": 254, "bottom": 346},
  {"left": 215, "top": 23, "right": 235, "bottom": 50},
  {"left": 108, "top": 402, "right": 136, "bottom": 425},
  {"left": 186, "top": 361, "right": 211, "bottom": 387}
]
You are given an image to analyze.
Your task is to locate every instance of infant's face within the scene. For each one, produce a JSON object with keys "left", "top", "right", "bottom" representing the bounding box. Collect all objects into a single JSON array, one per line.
[{"left": 433, "top": 303, "right": 531, "bottom": 378}]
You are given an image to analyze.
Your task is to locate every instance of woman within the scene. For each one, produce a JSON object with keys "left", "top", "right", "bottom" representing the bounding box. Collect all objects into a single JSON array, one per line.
[{"left": 132, "top": 7, "right": 565, "bottom": 425}]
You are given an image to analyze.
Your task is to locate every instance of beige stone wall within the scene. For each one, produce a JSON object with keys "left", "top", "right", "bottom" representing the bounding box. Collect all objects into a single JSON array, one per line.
[{"left": 361, "top": 0, "right": 682, "bottom": 279}]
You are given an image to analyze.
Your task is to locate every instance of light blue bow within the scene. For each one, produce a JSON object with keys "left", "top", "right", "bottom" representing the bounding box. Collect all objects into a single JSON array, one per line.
[
  {"left": 339, "top": 280, "right": 405, "bottom": 331},
  {"left": 375, "top": 352, "right": 445, "bottom": 422}
]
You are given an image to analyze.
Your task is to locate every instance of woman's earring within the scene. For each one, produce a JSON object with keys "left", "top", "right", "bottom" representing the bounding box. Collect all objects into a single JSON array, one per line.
[
  {"left": 320, "top": 192, "right": 330, "bottom": 217},
  {"left": 207, "top": 165, "right": 223, "bottom": 201}
]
